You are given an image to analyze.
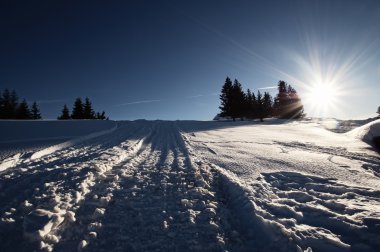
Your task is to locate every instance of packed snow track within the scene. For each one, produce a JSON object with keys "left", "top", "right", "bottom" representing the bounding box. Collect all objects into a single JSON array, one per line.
[{"left": 0, "top": 120, "right": 379, "bottom": 252}]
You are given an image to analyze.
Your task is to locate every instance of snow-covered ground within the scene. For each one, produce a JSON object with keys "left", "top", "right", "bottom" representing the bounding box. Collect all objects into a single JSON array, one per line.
[
  {"left": 0, "top": 119, "right": 379, "bottom": 251},
  {"left": 0, "top": 120, "right": 116, "bottom": 170}
]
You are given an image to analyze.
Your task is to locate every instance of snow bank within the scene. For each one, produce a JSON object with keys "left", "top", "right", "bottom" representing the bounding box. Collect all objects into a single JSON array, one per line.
[
  {"left": 347, "top": 119, "right": 380, "bottom": 143},
  {"left": 0, "top": 120, "right": 116, "bottom": 143}
]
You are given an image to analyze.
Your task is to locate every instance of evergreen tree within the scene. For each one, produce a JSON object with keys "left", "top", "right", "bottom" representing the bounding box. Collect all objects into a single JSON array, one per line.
[
  {"left": 230, "top": 79, "right": 246, "bottom": 121},
  {"left": 96, "top": 111, "right": 106, "bottom": 120},
  {"left": 1, "top": 89, "right": 18, "bottom": 119},
  {"left": 219, "top": 77, "right": 233, "bottom": 118},
  {"left": 257, "top": 90, "right": 264, "bottom": 122},
  {"left": 273, "top": 80, "right": 303, "bottom": 119},
  {"left": 58, "top": 104, "right": 71, "bottom": 120},
  {"left": 287, "top": 85, "right": 304, "bottom": 118},
  {"left": 245, "top": 89, "right": 253, "bottom": 119},
  {"left": 273, "top": 80, "right": 288, "bottom": 117},
  {"left": 245, "top": 89, "right": 258, "bottom": 119},
  {"left": 10, "top": 90, "right": 19, "bottom": 117},
  {"left": 262, "top": 92, "right": 273, "bottom": 118},
  {"left": 16, "top": 99, "right": 31, "bottom": 119},
  {"left": 71, "top": 97, "right": 84, "bottom": 119},
  {"left": 376, "top": 106, "right": 380, "bottom": 117},
  {"left": 31, "top": 101, "right": 42, "bottom": 119},
  {"left": 83, "top": 97, "right": 95, "bottom": 119},
  {"left": 251, "top": 91, "right": 257, "bottom": 119}
]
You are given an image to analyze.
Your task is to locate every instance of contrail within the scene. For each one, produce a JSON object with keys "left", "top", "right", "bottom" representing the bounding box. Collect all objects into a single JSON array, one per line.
[
  {"left": 258, "top": 86, "right": 277, "bottom": 90},
  {"left": 117, "top": 99, "right": 161, "bottom": 106}
]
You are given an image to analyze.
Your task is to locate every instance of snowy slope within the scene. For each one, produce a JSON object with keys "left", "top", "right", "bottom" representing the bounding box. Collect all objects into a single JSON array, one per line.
[
  {"left": 0, "top": 120, "right": 117, "bottom": 170},
  {"left": 347, "top": 119, "right": 380, "bottom": 143},
  {"left": 0, "top": 120, "right": 379, "bottom": 252}
]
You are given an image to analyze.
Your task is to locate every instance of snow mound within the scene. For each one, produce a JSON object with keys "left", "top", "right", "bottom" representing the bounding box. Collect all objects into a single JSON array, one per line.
[{"left": 347, "top": 119, "right": 380, "bottom": 143}]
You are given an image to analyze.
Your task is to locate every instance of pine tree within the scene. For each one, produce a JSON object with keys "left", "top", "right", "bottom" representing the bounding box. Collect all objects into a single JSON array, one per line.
[
  {"left": 245, "top": 89, "right": 253, "bottom": 119},
  {"left": 95, "top": 111, "right": 106, "bottom": 120},
  {"left": 257, "top": 90, "right": 264, "bottom": 122},
  {"left": 245, "top": 89, "right": 259, "bottom": 119},
  {"left": 83, "top": 97, "right": 95, "bottom": 119},
  {"left": 287, "top": 85, "right": 304, "bottom": 118},
  {"left": 10, "top": 90, "right": 19, "bottom": 118},
  {"left": 376, "top": 106, "right": 379, "bottom": 117},
  {"left": 58, "top": 104, "right": 71, "bottom": 120},
  {"left": 273, "top": 80, "right": 304, "bottom": 119},
  {"left": 231, "top": 79, "right": 246, "bottom": 121},
  {"left": 71, "top": 97, "right": 84, "bottom": 119},
  {"left": 263, "top": 92, "right": 273, "bottom": 118},
  {"left": 273, "top": 80, "right": 288, "bottom": 117},
  {"left": 16, "top": 99, "right": 31, "bottom": 119},
  {"left": 219, "top": 77, "right": 234, "bottom": 118},
  {"left": 1, "top": 89, "right": 18, "bottom": 119},
  {"left": 31, "top": 101, "right": 42, "bottom": 119}
]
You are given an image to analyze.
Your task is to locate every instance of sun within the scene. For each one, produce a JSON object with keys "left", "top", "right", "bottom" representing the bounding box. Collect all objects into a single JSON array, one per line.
[
  {"left": 309, "top": 83, "right": 337, "bottom": 107},
  {"left": 304, "top": 82, "right": 340, "bottom": 117}
]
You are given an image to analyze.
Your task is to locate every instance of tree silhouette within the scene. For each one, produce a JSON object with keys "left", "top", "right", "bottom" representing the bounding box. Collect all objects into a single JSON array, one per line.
[
  {"left": 31, "top": 101, "right": 42, "bottom": 119},
  {"left": 217, "top": 78, "right": 304, "bottom": 121},
  {"left": 230, "top": 79, "right": 246, "bottom": 121},
  {"left": 83, "top": 97, "right": 95, "bottom": 119},
  {"left": 71, "top": 97, "right": 84, "bottom": 119},
  {"left": 1, "top": 89, "right": 16, "bottom": 119},
  {"left": 219, "top": 77, "right": 233, "bottom": 118},
  {"left": 16, "top": 99, "right": 31, "bottom": 119},
  {"left": 273, "top": 81, "right": 303, "bottom": 119},
  {"left": 263, "top": 92, "right": 273, "bottom": 117},
  {"left": 246, "top": 89, "right": 258, "bottom": 119},
  {"left": 58, "top": 104, "right": 71, "bottom": 120},
  {"left": 377, "top": 106, "right": 380, "bottom": 117},
  {"left": 96, "top": 111, "right": 106, "bottom": 120},
  {"left": 245, "top": 89, "right": 253, "bottom": 119},
  {"left": 257, "top": 90, "right": 264, "bottom": 122}
]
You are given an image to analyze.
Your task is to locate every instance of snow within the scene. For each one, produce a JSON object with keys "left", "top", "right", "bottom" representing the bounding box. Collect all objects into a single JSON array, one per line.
[
  {"left": 0, "top": 119, "right": 379, "bottom": 251},
  {"left": 347, "top": 119, "right": 380, "bottom": 143},
  {"left": 0, "top": 120, "right": 116, "bottom": 162}
]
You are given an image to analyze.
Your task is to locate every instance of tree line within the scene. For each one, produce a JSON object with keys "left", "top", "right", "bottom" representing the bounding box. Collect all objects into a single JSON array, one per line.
[
  {"left": 218, "top": 77, "right": 304, "bottom": 121},
  {"left": 58, "top": 97, "right": 108, "bottom": 120},
  {"left": 0, "top": 89, "right": 41, "bottom": 119},
  {"left": 0, "top": 89, "right": 108, "bottom": 120}
]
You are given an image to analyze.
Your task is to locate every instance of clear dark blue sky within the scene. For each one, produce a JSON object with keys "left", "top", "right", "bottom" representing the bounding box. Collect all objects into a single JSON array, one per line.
[{"left": 1, "top": 0, "right": 380, "bottom": 120}]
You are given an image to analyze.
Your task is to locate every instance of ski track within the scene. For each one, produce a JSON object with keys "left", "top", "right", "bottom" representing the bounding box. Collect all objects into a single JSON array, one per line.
[{"left": 0, "top": 121, "right": 379, "bottom": 252}]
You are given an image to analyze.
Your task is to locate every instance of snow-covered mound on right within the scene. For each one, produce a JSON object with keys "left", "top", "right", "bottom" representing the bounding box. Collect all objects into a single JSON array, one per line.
[{"left": 347, "top": 119, "right": 380, "bottom": 143}]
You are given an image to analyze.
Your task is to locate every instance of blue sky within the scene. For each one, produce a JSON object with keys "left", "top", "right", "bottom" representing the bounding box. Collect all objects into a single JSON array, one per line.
[{"left": 1, "top": 0, "right": 380, "bottom": 120}]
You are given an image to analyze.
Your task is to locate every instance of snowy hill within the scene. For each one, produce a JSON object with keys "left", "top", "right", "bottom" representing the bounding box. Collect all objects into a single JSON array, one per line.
[
  {"left": 0, "top": 120, "right": 379, "bottom": 251},
  {"left": 347, "top": 119, "right": 380, "bottom": 143},
  {"left": 0, "top": 120, "right": 116, "bottom": 162}
]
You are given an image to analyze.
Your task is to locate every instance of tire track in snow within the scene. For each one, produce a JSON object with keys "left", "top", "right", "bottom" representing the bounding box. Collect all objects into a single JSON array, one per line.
[
  {"left": 62, "top": 121, "right": 240, "bottom": 251},
  {"left": 181, "top": 133, "right": 299, "bottom": 252},
  {"left": 250, "top": 172, "right": 380, "bottom": 251},
  {"left": 183, "top": 131, "right": 380, "bottom": 251},
  {"left": 55, "top": 127, "right": 156, "bottom": 251},
  {"left": 0, "top": 121, "right": 153, "bottom": 252}
]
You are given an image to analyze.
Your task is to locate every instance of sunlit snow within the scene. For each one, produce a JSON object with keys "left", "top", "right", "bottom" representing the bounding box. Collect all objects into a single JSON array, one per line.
[{"left": 0, "top": 119, "right": 379, "bottom": 251}]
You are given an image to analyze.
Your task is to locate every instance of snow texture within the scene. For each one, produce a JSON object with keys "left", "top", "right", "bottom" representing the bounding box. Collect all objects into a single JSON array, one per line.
[
  {"left": 348, "top": 119, "right": 380, "bottom": 143},
  {"left": 0, "top": 119, "right": 379, "bottom": 251}
]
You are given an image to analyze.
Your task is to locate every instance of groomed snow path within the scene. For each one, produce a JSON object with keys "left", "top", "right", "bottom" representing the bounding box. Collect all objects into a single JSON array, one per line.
[{"left": 0, "top": 120, "right": 379, "bottom": 252}]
